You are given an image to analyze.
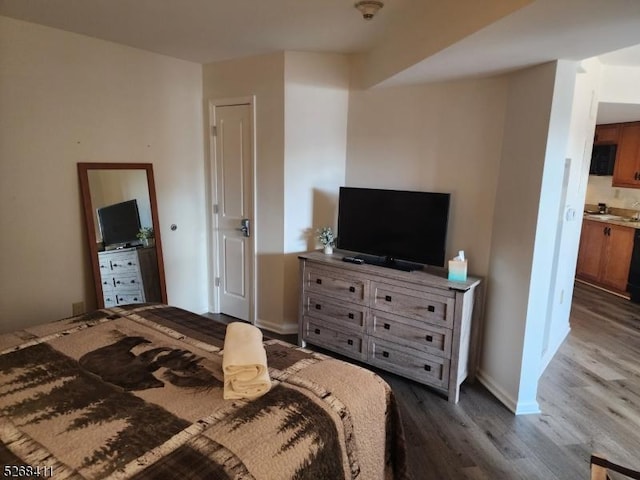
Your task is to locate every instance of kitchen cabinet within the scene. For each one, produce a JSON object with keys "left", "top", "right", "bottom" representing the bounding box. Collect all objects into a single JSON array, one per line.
[
  {"left": 594, "top": 123, "right": 620, "bottom": 145},
  {"left": 576, "top": 219, "right": 635, "bottom": 294},
  {"left": 612, "top": 122, "right": 640, "bottom": 188}
]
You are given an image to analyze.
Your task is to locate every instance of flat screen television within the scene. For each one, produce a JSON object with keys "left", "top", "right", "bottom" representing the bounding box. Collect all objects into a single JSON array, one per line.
[
  {"left": 97, "top": 199, "right": 141, "bottom": 248},
  {"left": 336, "top": 187, "right": 450, "bottom": 271}
]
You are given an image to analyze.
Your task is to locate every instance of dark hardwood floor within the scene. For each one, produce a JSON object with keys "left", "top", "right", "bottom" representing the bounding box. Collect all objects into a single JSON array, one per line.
[
  {"left": 380, "top": 282, "right": 640, "bottom": 480},
  {"left": 207, "top": 282, "right": 640, "bottom": 479}
]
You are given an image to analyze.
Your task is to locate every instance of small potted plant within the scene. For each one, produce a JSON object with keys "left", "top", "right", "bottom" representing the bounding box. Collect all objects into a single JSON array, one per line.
[
  {"left": 317, "top": 227, "right": 336, "bottom": 254},
  {"left": 136, "top": 227, "right": 155, "bottom": 247}
]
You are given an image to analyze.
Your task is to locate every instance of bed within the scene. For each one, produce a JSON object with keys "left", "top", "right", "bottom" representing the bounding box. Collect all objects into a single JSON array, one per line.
[{"left": 0, "top": 304, "right": 409, "bottom": 479}]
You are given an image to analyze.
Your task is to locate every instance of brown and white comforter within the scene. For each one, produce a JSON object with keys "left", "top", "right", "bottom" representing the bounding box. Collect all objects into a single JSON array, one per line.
[{"left": 0, "top": 304, "right": 408, "bottom": 479}]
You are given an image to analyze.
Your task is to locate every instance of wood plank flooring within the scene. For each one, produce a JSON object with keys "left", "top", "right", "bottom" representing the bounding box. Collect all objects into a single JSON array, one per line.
[{"left": 378, "top": 282, "right": 640, "bottom": 480}]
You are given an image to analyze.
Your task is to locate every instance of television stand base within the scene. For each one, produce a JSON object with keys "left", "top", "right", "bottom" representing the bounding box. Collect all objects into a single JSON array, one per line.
[{"left": 354, "top": 254, "right": 423, "bottom": 272}]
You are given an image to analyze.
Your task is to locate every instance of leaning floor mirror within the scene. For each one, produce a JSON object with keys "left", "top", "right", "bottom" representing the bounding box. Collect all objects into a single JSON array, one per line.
[{"left": 78, "top": 163, "right": 167, "bottom": 308}]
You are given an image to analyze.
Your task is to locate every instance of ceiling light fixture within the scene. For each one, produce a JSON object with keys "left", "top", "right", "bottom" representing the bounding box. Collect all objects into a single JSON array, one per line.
[{"left": 354, "top": 0, "right": 384, "bottom": 20}]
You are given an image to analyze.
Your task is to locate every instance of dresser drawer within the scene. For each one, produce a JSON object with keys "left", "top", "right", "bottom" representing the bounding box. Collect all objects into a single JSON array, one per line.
[
  {"left": 302, "top": 294, "right": 366, "bottom": 331},
  {"left": 113, "top": 274, "right": 144, "bottom": 292},
  {"left": 371, "top": 282, "right": 454, "bottom": 327},
  {"left": 109, "top": 253, "right": 140, "bottom": 273},
  {"left": 98, "top": 250, "right": 141, "bottom": 273},
  {"left": 304, "top": 267, "right": 367, "bottom": 305},
  {"left": 104, "top": 294, "right": 117, "bottom": 307},
  {"left": 98, "top": 259, "right": 111, "bottom": 275},
  {"left": 368, "top": 338, "right": 450, "bottom": 389},
  {"left": 116, "top": 292, "right": 145, "bottom": 305},
  {"left": 303, "top": 318, "right": 366, "bottom": 361},
  {"left": 100, "top": 277, "right": 115, "bottom": 293},
  {"left": 369, "top": 310, "right": 452, "bottom": 359}
]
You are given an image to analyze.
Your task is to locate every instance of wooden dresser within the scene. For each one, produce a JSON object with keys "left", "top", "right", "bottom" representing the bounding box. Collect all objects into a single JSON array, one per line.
[
  {"left": 98, "top": 247, "right": 161, "bottom": 307},
  {"left": 298, "top": 251, "right": 483, "bottom": 403}
]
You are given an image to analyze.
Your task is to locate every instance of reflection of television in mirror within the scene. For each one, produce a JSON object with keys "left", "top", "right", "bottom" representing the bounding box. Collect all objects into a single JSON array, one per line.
[
  {"left": 336, "top": 187, "right": 450, "bottom": 271},
  {"left": 97, "top": 199, "right": 141, "bottom": 248}
]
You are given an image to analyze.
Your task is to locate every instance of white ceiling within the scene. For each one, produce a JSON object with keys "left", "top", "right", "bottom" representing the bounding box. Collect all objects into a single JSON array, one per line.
[
  {"left": 1, "top": 0, "right": 640, "bottom": 121},
  {"left": 596, "top": 42, "right": 640, "bottom": 123},
  {"left": 1, "top": 0, "right": 640, "bottom": 76},
  {"left": 0, "top": 0, "right": 415, "bottom": 63},
  {"left": 599, "top": 43, "right": 640, "bottom": 66}
]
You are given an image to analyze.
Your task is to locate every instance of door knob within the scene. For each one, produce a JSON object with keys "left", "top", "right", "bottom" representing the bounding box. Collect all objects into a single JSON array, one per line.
[{"left": 236, "top": 218, "right": 250, "bottom": 237}]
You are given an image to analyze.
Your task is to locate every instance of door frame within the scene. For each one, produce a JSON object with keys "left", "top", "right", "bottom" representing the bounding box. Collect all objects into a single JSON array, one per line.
[{"left": 208, "top": 96, "right": 257, "bottom": 323}]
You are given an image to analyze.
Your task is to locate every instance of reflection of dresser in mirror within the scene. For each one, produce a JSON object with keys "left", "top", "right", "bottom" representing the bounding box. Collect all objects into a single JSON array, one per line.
[
  {"left": 98, "top": 246, "right": 161, "bottom": 307},
  {"left": 78, "top": 163, "right": 167, "bottom": 310}
]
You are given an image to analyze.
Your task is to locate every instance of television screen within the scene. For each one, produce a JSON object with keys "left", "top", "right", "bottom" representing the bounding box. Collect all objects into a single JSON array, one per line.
[
  {"left": 97, "top": 199, "right": 141, "bottom": 247},
  {"left": 336, "top": 187, "right": 450, "bottom": 269}
]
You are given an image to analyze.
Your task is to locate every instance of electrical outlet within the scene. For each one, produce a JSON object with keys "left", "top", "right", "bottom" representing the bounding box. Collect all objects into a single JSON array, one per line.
[{"left": 72, "top": 302, "right": 86, "bottom": 316}]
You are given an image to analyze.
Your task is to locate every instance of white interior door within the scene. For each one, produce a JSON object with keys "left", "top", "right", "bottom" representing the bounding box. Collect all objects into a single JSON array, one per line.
[{"left": 212, "top": 102, "right": 254, "bottom": 321}]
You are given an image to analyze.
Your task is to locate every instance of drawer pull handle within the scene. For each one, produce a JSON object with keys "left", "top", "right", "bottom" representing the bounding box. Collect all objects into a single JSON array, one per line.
[
  {"left": 347, "top": 339, "right": 354, "bottom": 346},
  {"left": 385, "top": 295, "right": 392, "bottom": 302},
  {"left": 314, "top": 328, "right": 320, "bottom": 334},
  {"left": 427, "top": 305, "right": 435, "bottom": 312},
  {"left": 383, "top": 323, "right": 390, "bottom": 330},
  {"left": 382, "top": 351, "right": 389, "bottom": 358},
  {"left": 348, "top": 313, "right": 354, "bottom": 319},
  {"left": 128, "top": 262, "right": 133, "bottom": 266},
  {"left": 424, "top": 365, "right": 431, "bottom": 372},
  {"left": 349, "top": 286, "right": 356, "bottom": 293},
  {"left": 316, "top": 278, "right": 322, "bottom": 284},
  {"left": 425, "top": 335, "right": 433, "bottom": 342},
  {"left": 315, "top": 304, "right": 322, "bottom": 310},
  {"left": 131, "top": 280, "right": 136, "bottom": 283}
]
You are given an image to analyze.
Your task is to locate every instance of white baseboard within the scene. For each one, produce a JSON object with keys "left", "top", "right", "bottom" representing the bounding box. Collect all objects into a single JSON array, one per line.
[
  {"left": 255, "top": 318, "right": 298, "bottom": 336},
  {"left": 476, "top": 369, "right": 541, "bottom": 415}
]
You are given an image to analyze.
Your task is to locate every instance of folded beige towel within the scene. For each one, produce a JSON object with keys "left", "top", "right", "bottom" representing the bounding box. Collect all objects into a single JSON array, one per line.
[{"left": 222, "top": 322, "right": 271, "bottom": 400}]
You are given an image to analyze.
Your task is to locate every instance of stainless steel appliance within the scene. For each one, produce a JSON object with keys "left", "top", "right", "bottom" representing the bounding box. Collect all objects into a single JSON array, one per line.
[
  {"left": 590, "top": 144, "right": 617, "bottom": 176},
  {"left": 628, "top": 229, "right": 640, "bottom": 303}
]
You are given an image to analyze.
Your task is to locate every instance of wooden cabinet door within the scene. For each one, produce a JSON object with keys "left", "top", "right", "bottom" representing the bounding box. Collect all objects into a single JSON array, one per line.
[
  {"left": 600, "top": 224, "right": 635, "bottom": 292},
  {"left": 612, "top": 122, "right": 640, "bottom": 188},
  {"left": 594, "top": 124, "right": 620, "bottom": 145},
  {"left": 576, "top": 220, "right": 607, "bottom": 282}
]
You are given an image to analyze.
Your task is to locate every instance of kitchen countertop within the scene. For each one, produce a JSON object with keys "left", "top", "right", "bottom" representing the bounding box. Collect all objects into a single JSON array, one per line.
[{"left": 583, "top": 213, "right": 640, "bottom": 229}]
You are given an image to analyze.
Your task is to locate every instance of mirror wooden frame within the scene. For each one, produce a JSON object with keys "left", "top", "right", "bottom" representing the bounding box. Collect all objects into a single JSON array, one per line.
[{"left": 78, "top": 162, "right": 167, "bottom": 307}]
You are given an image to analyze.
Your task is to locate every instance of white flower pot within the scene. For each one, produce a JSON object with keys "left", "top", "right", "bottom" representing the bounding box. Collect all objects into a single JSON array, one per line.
[{"left": 323, "top": 245, "right": 334, "bottom": 255}]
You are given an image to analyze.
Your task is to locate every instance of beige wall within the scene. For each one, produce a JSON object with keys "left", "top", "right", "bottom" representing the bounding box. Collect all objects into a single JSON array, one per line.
[
  {"left": 482, "top": 61, "right": 578, "bottom": 414},
  {"left": 282, "top": 51, "right": 350, "bottom": 329},
  {"left": 344, "top": 62, "right": 585, "bottom": 414},
  {"left": 345, "top": 78, "right": 509, "bottom": 277},
  {"left": 0, "top": 16, "right": 206, "bottom": 332},
  {"left": 202, "top": 53, "right": 286, "bottom": 328},
  {"left": 538, "top": 58, "right": 602, "bottom": 372},
  {"left": 202, "top": 52, "right": 350, "bottom": 333}
]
